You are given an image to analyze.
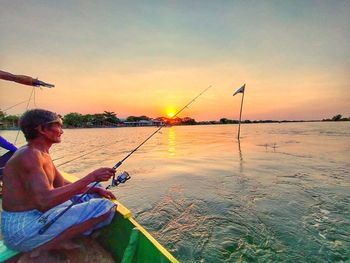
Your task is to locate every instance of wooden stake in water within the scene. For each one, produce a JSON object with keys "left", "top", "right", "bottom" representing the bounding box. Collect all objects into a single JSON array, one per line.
[{"left": 233, "top": 84, "right": 246, "bottom": 140}]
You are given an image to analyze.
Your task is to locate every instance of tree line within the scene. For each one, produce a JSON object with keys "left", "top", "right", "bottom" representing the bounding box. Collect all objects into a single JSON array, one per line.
[
  {"left": 321, "top": 114, "right": 349, "bottom": 122},
  {"left": 0, "top": 110, "right": 196, "bottom": 128},
  {"left": 0, "top": 110, "right": 349, "bottom": 129}
]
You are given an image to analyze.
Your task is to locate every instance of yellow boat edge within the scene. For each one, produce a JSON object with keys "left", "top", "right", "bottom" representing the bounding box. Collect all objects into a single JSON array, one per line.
[{"left": 61, "top": 172, "right": 179, "bottom": 263}]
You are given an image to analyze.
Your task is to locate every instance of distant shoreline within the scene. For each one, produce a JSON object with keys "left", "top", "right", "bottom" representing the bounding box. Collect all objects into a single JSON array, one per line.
[
  {"left": 2, "top": 111, "right": 348, "bottom": 130},
  {"left": 1, "top": 119, "right": 349, "bottom": 131}
]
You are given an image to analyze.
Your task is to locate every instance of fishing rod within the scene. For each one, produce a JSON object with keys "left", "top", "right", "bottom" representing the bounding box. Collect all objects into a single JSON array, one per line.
[
  {"left": 39, "top": 86, "right": 211, "bottom": 234},
  {"left": 109, "top": 85, "right": 211, "bottom": 186}
]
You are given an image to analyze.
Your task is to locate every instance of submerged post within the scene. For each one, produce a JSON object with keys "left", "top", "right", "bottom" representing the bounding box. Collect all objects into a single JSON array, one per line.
[{"left": 233, "top": 84, "right": 246, "bottom": 139}]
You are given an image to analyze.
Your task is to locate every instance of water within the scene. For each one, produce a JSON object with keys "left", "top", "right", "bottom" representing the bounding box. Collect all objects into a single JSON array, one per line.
[{"left": 1, "top": 122, "right": 349, "bottom": 262}]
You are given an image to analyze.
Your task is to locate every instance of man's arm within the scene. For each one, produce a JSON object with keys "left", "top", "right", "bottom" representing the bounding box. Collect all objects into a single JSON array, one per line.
[
  {"left": 53, "top": 167, "right": 70, "bottom": 187},
  {"left": 22, "top": 151, "right": 114, "bottom": 212}
]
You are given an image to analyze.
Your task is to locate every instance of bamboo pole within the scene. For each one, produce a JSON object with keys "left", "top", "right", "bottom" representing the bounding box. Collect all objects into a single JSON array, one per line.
[{"left": 237, "top": 89, "right": 245, "bottom": 139}]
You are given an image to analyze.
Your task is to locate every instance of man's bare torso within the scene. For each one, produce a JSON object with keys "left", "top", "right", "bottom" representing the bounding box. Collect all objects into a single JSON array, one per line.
[{"left": 2, "top": 146, "right": 58, "bottom": 212}]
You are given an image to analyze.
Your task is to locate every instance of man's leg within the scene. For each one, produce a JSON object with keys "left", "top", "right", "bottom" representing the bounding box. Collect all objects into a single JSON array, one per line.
[{"left": 28, "top": 208, "right": 114, "bottom": 257}]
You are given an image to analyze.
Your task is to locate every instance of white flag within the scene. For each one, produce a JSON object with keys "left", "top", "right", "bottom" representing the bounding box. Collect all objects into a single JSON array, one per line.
[{"left": 233, "top": 84, "right": 245, "bottom": 96}]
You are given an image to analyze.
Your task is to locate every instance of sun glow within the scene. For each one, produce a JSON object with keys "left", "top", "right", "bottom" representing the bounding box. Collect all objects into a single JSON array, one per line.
[{"left": 166, "top": 107, "right": 176, "bottom": 118}]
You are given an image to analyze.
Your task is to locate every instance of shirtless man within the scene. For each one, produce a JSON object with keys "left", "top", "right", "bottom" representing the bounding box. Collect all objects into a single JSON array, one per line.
[{"left": 1, "top": 109, "right": 117, "bottom": 260}]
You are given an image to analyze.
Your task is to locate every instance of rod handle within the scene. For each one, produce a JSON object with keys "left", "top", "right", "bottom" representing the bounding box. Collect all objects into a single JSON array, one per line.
[{"left": 113, "top": 161, "right": 122, "bottom": 169}]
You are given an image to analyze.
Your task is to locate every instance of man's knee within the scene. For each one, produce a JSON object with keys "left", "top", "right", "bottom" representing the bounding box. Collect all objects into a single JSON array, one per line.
[{"left": 98, "top": 207, "right": 114, "bottom": 220}]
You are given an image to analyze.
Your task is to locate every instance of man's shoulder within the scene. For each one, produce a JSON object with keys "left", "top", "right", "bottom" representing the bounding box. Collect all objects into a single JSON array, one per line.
[
  {"left": 10, "top": 146, "right": 44, "bottom": 167},
  {"left": 4, "top": 147, "right": 42, "bottom": 178},
  {"left": 15, "top": 146, "right": 41, "bottom": 157}
]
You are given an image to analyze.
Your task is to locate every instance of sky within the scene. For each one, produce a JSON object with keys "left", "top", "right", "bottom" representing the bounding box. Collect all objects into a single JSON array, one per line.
[{"left": 1, "top": 0, "right": 349, "bottom": 121}]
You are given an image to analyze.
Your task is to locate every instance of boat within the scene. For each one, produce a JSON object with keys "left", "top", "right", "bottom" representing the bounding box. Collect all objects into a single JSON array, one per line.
[{"left": 0, "top": 172, "right": 179, "bottom": 262}]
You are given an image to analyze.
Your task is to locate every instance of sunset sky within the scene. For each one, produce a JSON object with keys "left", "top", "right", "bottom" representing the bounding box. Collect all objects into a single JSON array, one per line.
[{"left": 1, "top": 1, "right": 349, "bottom": 121}]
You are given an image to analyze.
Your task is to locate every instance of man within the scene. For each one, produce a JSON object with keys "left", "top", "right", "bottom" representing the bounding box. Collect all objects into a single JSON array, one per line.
[{"left": 1, "top": 109, "right": 116, "bottom": 260}]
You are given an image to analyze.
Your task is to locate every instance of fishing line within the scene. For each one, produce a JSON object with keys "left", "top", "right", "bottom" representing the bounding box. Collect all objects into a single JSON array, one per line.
[
  {"left": 39, "top": 86, "right": 211, "bottom": 234},
  {"left": 33, "top": 86, "right": 37, "bottom": 107},
  {"left": 55, "top": 139, "right": 122, "bottom": 168},
  {"left": 14, "top": 87, "right": 35, "bottom": 145},
  {"left": 54, "top": 121, "right": 123, "bottom": 166},
  {"left": 2, "top": 85, "right": 40, "bottom": 112},
  {"left": 2, "top": 99, "right": 30, "bottom": 112}
]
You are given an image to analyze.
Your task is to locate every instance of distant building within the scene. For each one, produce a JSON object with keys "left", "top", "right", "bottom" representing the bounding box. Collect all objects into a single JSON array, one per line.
[
  {"left": 155, "top": 116, "right": 182, "bottom": 125},
  {"left": 122, "top": 119, "right": 165, "bottom": 127},
  {"left": 168, "top": 117, "right": 182, "bottom": 125}
]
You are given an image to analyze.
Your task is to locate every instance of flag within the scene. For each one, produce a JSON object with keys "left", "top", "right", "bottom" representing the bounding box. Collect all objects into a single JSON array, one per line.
[{"left": 233, "top": 84, "right": 245, "bottom": 96}]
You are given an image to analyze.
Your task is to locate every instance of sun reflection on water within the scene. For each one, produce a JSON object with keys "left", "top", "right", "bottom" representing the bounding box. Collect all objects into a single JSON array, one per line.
[{"left": 167, "top": 127, "right": 176, "bottom": 157}]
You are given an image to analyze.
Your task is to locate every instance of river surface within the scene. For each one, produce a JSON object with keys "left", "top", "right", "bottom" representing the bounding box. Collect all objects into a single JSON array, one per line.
[{"left": 1, "top": 122, "right": 350, "bottom": 262}]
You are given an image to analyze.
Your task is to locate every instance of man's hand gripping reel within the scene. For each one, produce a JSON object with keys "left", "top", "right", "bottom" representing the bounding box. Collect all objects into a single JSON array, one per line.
[{"left": 106, "top": 161, "right": 131, "bottom": 189}]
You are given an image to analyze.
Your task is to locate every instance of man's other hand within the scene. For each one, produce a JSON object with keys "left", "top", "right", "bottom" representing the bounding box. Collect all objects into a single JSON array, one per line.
[{"left": 92, "top": 187, "right": 116, "bottom": 200}]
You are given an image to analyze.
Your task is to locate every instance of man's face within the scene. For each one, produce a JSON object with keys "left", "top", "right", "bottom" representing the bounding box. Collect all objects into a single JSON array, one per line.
[{"left": 41, "top": 119, "right": 64, "bottom": 143}]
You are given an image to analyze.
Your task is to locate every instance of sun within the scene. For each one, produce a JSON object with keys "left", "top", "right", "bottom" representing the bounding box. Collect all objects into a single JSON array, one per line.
[{"left": 166, "top": 107, "right": 176, "bottom": 118}]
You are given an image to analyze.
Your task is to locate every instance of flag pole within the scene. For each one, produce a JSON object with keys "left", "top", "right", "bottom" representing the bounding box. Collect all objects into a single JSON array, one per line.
[{"left": 237, "top": 87, "right": 245, "bottom": 140}]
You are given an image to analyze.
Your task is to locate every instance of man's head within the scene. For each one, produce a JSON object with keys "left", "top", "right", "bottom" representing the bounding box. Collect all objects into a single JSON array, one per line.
[{"left": 19, "top": 109, "right": 63, "bottom": 142}]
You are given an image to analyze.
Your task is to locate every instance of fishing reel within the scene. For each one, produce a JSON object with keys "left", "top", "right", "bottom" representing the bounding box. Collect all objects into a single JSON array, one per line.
[{"left": 107, "top": 171, "right": 131, "bottom": 189}]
